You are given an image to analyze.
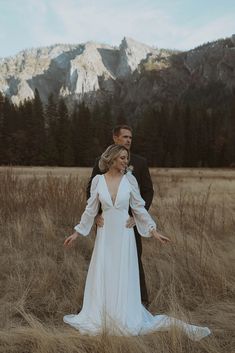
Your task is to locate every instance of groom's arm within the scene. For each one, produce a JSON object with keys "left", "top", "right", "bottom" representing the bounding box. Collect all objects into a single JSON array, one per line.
[
  {"left": 86, "top": 158, "right": 101, "bottom": 199},
  {"left": 86, "top": 158, "right": 103, "bottom": 218},
  {"left": 139, "top": 159, "right": 154, "bottom": 211},
  {"left": 126, "top": 158, "right": 153, "bottom": 227}
]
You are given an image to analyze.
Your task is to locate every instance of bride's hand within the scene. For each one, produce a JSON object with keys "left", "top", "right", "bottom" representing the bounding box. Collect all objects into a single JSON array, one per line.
[
  {"left": 63, "top": 232, "right": 79, "bottom": 247},
  {"left": 151, "top": 229, "right": 171, "bottom": 244},
  {"left": 126, "top": 216, "right": 135, "bottom": 228}
]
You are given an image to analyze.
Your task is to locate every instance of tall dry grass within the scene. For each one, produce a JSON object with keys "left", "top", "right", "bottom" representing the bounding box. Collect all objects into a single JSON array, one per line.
[{"left": 0, "top": 168, "right": 234, "bottom": 353}]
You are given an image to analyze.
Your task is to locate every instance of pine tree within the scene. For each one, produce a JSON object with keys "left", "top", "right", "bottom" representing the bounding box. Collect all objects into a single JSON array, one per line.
[
  {"left": 116, "top": 107, "right": 128, "bottom": 125},
  {"left": 0, "top": 92, "right": 4, "bottom": 163},
  {"left": 168, "top": 103, "right": 183, "bottom": 167},
  {"left": 1, "top": 96, "right": 17, "bottom": 164},
  {"left": 72, "top": 102, "right": 93, "bottom": 166},
  {"left": 197, "top": 108, "right": 210, "bottom": 167},
  {"left": 134, "top": 107, "right": 164, "bottom": 166},
  {"left": 8, "top": 103, "right": 27, "bottom": 164},
  {"left": 227, "top": 92, "right": 235, "bottom": 166},
  {"left": 182, "top": 105, "right": 197, "bottom": 167},
  {"left": 32, "top": 89, "right": 46, "bottom": 164},
  {"left": 90, "top": 102, "right": 104, "bottom": 155},
  {"left": 45, "top": 93, "right": 59, "bottom": 165},
  {"left": 19, "top": 90, "right": 46, "bottom": 165},
  {"left": 94, "top": 102, "right": 113, "bottom": 150},
  {"left": 21, "top": 99, "right": 34, "bottom": 164},
  {"left": 55, "top": 98, "right": 74, "bottom": 166}
]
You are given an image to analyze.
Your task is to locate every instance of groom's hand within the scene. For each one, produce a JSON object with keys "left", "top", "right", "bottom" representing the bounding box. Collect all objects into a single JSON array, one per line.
[
  {"left": 126, "top": 216, "right": 135, "bottom": 228},
  {"left": 95, "top": 214, "right": 104, "bottom": 227}
]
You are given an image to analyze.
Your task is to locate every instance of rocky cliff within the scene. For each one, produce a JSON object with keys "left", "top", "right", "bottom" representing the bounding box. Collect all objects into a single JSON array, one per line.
[
  {"left": 0, "top": 37, "right": 158, "bottom": 105},
  {"left": 118, "top": 35, "right": 235, "bottom": 110},
  {"left": 1, "top": 35, "right": 235, "bottom": 108}
]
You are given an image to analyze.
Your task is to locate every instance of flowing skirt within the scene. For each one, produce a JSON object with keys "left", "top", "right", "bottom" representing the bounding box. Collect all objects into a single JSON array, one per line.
[{"left": 63, "top": 209, "right": 211, "bottom": 340}]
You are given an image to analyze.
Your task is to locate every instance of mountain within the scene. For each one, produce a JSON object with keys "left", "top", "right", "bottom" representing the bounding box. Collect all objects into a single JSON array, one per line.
[
  {"left": 117, "top": 35, "right": 235, "bottom": 112},
  {"left": 0, "top": 37, "right": 159, "bottom": 105},
  {"left": 0, "top": 35, "right": 235, "bottom": 110}
]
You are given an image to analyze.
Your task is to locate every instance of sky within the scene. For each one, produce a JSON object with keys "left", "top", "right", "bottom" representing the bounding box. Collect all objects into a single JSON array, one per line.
[{"left": 0, "top": 0, "right": 235, "bottom": 58}]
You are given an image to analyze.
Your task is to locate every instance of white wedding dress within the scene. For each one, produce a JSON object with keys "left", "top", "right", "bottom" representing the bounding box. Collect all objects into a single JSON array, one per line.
[{"left": 63, "top": 173, "right": 211, "bottom": 340}]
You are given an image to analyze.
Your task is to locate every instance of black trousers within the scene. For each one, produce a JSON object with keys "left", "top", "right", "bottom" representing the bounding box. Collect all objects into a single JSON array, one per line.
[{"left": 134, "top": 227, "right": 149, "bottom": 305}]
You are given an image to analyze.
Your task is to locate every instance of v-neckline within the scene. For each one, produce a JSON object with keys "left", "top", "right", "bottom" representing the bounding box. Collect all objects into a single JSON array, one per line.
[{"left": 103, "top": 174, "right": 125, "bottom": 207}]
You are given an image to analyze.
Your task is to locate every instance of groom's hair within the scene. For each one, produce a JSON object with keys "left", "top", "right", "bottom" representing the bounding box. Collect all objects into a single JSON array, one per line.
[{"left": 112, "top": 125, "right": 133, "bottom": 136}]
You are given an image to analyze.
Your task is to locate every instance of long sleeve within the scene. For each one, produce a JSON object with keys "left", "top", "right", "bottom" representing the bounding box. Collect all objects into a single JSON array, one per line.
[
  {"left": 74, "top": 175, "right": 100, "bottom": 236},
  {"left": 127, "top": 173, "right": 157, "bottom": 237}
]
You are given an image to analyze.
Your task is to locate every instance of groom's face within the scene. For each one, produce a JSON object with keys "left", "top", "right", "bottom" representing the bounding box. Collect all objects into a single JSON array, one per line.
[{"left": 113, "top": 129, "right": 132, "bottom": 150}]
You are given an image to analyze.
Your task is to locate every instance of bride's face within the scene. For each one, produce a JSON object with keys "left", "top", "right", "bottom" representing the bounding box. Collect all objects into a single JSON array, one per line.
[{"left": 112, "top": 150, "right": 129, "bottom": 173}]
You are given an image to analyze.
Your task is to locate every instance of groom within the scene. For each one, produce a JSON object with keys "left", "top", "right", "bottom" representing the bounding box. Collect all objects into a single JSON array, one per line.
[{"left": 87, "top": 125, "right": 154, "bottom": 307}]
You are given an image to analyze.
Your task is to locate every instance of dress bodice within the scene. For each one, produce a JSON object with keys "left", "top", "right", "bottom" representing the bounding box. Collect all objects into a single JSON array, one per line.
[
  {"left": 74, "top": 173, "right": 156, "bottom": 237},
  {"left": 98, "top": 175, "right": 130, "bottom": 212}
]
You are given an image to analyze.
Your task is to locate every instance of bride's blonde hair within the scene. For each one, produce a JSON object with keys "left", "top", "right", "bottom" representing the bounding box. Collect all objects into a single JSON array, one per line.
[{"left": 99, "top": 144, "right": 130, "bottom": 173}]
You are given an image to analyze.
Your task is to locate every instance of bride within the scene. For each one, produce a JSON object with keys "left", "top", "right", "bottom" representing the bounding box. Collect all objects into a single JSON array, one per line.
[{"left": 63, "top": 144, "right": 211, "bottom": 340}]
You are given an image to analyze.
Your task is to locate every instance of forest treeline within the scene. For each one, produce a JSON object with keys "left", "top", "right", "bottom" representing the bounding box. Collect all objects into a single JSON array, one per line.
[{"left": 0, "top": 89, "right": 235, "bottom": 167}]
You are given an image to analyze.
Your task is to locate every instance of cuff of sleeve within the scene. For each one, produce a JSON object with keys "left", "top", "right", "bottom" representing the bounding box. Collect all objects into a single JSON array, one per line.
[{"left": 74, "top": 225, "right": 87, "bottom": 236}]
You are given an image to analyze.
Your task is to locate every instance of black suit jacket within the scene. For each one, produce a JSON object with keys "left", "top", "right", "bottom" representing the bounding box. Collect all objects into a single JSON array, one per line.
[{"left": 86, "top": 153, "right": 154, "bottom": 211}]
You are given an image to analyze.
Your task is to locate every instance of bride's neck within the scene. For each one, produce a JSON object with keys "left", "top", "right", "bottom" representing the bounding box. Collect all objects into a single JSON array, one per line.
[{"left": 106, "top": 168, "right": 123, "bottom": 178}]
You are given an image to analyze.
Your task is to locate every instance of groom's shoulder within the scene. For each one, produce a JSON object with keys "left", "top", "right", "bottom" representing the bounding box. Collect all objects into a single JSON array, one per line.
[
  {"left": 130, "top": 153, "right": 148, "bottom": 166},
  {"left": 92, "top": 156, "right": 103, "bottom": 174}
]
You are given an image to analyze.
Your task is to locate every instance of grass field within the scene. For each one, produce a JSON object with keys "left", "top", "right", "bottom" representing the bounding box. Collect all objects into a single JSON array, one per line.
[{"left": 0, "top": 167, "right": 234, "bottom": 353}]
